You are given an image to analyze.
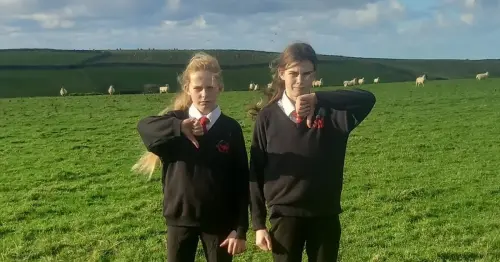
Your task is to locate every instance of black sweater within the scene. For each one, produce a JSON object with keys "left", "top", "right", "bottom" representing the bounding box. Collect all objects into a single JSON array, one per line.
[
  {"left": 249, "top": 89, "right": 376, "bottom": 230},
  {"left": 136, "top": 110, "right": 249, "bottom": 239}
]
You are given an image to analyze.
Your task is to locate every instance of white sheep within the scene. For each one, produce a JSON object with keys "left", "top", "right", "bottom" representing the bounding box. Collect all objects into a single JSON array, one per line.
[
  {"left": 249, "top": 83, "right": 255, "bottom": 91},
  {"left": 60, "top": 87, "right": 67, "bottom": 96},
  {"left": 313, "top": 78, "right": 323, "bottom": 87},
  {"left": 108, "top": 85, "right": 115, "bottom": 95},
  {"left": 476, "top": 72, "right": 489, "bottom": 80},
  {"left": 415, "top": 74, "right": 426, "bottom": 87},
  {"left": 267, "top": 83, "right": 272, "bottom": 89},
  {"left": 374, "top": 77, "right": 379, "bottom": 84},
  {"left": 358, "top": 77, "right": 365, "bottom": 85},
  {"left": 159, "top": 85, "right": 169, "bottom": 93},
  {"left": 254, "top": 84, "right": 259, "bottom": 91}
]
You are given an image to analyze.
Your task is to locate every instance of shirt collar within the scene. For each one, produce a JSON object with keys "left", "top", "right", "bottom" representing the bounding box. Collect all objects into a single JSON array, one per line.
[
  {"left": 280, "top": 91, "right": 295, "bottom": 116},
  {"left": 188, "top": 104, "right": 221, "bottom": 124}
]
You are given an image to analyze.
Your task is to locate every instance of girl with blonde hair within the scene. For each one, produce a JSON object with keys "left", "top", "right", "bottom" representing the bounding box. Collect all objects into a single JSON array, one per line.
[{"left": 133, "top": 52, "right": 249, "bottom": 262}]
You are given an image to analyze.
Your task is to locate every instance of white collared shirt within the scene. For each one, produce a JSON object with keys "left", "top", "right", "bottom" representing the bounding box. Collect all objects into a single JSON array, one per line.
[
  {"left": 188, "top": 104, "right": 221, "bottom": 131},
  {"left": 277, "top": 91, "right": 297, "bottom": 123}
]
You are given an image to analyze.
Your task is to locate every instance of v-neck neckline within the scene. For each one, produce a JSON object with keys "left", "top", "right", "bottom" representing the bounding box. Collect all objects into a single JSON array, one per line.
[{"left": 273, "top": 103, "right": 304, "bottom": 129}]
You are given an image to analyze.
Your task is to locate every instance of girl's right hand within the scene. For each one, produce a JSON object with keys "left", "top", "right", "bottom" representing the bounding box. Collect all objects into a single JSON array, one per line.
[
  {"left": 181, "top": 118, "right": 200, "bottom": 148},
  {"left": 255, "top": 229, "right": 272, "bottom": 251}
]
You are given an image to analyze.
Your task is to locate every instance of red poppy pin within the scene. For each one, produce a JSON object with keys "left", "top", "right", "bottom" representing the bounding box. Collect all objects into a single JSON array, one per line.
[
  {"left": 216, "top": 140, "right": 230, "bottom": 153},
  {"left": 312, "top": 107, "right": 326, "bottom": 129}
]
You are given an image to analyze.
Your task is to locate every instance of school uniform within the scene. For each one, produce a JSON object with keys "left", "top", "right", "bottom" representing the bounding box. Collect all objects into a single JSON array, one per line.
[
  {"left": 249, "top": 89, "right": 376, "bottom": 262},
  {"left": 136, "top": 105, "right": 250, "bottom": 262}
]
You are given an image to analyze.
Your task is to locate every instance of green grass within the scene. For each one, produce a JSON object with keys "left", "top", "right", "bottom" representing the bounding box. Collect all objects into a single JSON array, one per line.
[{"left": 1, "top": 79, "right": 499, "bottom": 261}]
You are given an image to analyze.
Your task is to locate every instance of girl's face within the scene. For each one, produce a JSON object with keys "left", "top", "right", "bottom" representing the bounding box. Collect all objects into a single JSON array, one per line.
[
  {"left": 186, "top": 70, "right": 221, "bottom": 115},
  {"left": 279, "top": 60, "right": 315, "bottom": 102}
]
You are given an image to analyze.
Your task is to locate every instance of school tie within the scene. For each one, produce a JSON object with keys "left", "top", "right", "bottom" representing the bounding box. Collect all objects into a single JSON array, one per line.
[
  {"left": 199, "top": 116, "right": 209, "bottom": 134},
  {"left": 291, "top": 111, "right": 301, "bottom": 123}
]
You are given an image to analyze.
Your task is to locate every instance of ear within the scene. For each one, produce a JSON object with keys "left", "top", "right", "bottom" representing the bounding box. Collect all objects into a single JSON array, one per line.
[
  {"left": 278, "top": 68, "right": 285, "bottom": 81},
  {"left": 184, "top": 84, "right": 190, "bottom": 95}
]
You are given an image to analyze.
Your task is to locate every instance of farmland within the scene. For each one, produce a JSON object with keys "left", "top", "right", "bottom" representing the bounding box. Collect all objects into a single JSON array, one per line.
[
  {"left": 0, "top": 48, "right": 499, "bottom": 98},
  {"left": 1, "top": 79, "right": 499, "bottom": 261}
]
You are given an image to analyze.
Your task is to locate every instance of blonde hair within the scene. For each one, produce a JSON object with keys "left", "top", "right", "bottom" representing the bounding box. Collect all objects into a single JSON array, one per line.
[
  {"left": 247, "top": 42, "right": 318, "bottom": 120},
  {"left": 132, "top": 52, "right": 224, "bottom": 179}
]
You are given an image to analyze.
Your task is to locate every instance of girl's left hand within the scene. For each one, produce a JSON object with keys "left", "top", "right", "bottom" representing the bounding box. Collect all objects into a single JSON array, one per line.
[
  {"left": 220, "top": 230, "right": 246, "bottom": 255},
  {"left": 295, "top": 93, "right": 317, "bottom": 128}
]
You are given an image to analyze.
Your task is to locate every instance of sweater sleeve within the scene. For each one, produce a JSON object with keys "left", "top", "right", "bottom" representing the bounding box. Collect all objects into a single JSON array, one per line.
[
  {"left": 231, "top": 124, "right": 250, "bottom": 240},
  {"left": 249, "top": 113, "right": 268, "bottom": 231},
  {"left": 315, "top": 89, "right": 376, "bottom": 133},
  {"left": 136, "top": 111, "right": 183, "bottom": 156}
]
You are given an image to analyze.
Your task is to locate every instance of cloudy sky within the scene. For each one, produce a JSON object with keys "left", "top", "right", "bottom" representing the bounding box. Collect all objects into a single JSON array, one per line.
[{"left": 0, "top": 0, "right": 499, "bottom": 59}]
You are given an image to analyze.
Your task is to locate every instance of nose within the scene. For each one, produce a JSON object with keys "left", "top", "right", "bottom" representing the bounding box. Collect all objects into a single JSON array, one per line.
[
  {"left": 296, "top": 74, "right": 304, "bottom": 85},
  {"left": 200, "top": 88, "right": 207, "bottom": 98}
]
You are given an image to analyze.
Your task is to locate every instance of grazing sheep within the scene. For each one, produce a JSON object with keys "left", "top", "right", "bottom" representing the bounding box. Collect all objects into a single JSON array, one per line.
[
  {"left": 313, "top": 78, "right": 323, "bottom": 87},
  {"left": 108, "top": 85, "right": 115, "bottom": 95},
  {"left": 358, "top": 77, "right": 365, "bottom": 85},
  {"left": 374, "top": 77, "right": 379, "bottom": 84},
  {"left": 159, "top": 85, "right": 169, "bottom": 93},
  {"left": 415, "top": 74, "right": 426, "bottom": 87},
  {"left": 249, "top": 82, "right": 255, "bottom": 91},
  {"left": 476, "top": 72, "right": 489, "bottom": 80},
  {"left": 60, "top": 87, "right": 67, "bottom": 96}
]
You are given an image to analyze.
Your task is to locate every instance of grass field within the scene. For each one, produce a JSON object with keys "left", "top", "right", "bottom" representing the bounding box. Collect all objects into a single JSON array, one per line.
[
  {"left": 1, "top": 79, "right": 499, "bottom": 261},
  {"left": 1, "top": 48, "right": 499, "bottom": 98}
]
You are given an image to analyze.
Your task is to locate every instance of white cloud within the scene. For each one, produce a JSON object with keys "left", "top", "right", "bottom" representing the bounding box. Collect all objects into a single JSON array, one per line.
[
  {"left": 464, "top": 0, "right": 476, "bottom": 9},
  {"left": 332, "top": 0, "right": 405, "bottom": 28},
  {"left": 460, "top": 13, "right": 474, "bottom": 24},
  {"left": 192, "top": 15, "right": 207, "bottom": 29}
]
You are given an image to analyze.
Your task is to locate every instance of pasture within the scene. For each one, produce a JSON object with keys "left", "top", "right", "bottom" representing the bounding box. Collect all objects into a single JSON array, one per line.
[{"left": 1, "top": 79, "right": 499, "bottom": 261}]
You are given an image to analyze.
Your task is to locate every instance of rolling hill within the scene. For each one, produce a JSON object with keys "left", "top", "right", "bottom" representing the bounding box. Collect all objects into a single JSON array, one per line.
[{"left": 0, "top": 48, "right": 498, "bottom": 98}]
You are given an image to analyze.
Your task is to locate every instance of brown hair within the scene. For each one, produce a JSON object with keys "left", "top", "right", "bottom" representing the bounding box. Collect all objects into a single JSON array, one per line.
[
  {"left": 132, "top": 52, "right": 224, "bottom": 179},
  {"left": 247, "top": 42, "right": 318, "bottom": 119}
]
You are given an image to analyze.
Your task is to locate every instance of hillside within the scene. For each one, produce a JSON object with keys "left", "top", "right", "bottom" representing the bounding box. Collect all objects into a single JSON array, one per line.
[{"left": 0, "top": 48, "right": 498, "bottom": 98}]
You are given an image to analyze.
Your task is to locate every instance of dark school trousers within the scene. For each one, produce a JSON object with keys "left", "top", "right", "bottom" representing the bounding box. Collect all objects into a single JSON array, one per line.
[
  {"left": 166, "top": 226, "right": 233, "bottom": 262},
  {"left": 269, "top": 215, "right": 341, "bottom": 262}
]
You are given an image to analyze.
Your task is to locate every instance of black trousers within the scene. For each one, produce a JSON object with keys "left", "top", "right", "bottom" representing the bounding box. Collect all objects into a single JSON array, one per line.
[
  {"left": 269, "top": 215, "right": 341, "bottom": 262},
  {"left": 166, "top": 226, "right": 233, "bottom": 262}
]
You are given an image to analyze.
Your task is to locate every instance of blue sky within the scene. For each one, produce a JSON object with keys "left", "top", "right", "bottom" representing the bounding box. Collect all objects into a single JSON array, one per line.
[{"left": 0, "top": 0, "right": 499, "bottom": 59}]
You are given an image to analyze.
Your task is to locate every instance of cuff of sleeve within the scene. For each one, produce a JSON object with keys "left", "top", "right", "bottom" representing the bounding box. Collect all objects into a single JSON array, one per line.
[
  {"left": 252, "top": 220, "right": 267, "bottom": 231},
  {"left": 235, "top": 227, "right": 247, "bottom": 240}
]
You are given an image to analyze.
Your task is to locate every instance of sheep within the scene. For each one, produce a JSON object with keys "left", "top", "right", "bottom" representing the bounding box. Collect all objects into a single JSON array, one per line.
[
  {"left": 267, "top": 83, "right": 272, "bottom": 89},
  {"left": 108, "top": 85, "right": 115, "bottom": 95},
  {"left": 374, "top": 77, "right": 379, "bottom": 84},
  {"left": 249, "top": 83, "right": 255, "bottom": 91},
  {"left": 476, "top": 72, "right": 489, "bottom": 80},
  {"left": 159, "top": 84, "right": 169, "bottom": 93},
  {"left": 343, "top": 80, "right": 349, "bottom": 87},
  {"left": 313, "top": 78, "right": 323, "bottom": 87},
  {"left": 415, "top": 74, "right": 426, "bottom": 87},
  {"left": 358, "top": 77, "right": 365, "bottom": 85},
  {"left": 254, "top": 84, "right": 259, "bottom": 91},
  {"left": 60, "top": 87, "right": 67, "bottom": 96}
]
